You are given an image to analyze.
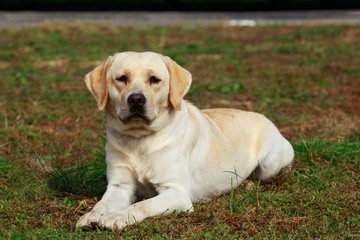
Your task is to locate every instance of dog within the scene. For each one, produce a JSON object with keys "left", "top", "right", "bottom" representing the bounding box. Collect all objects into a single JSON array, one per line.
[{"left": 76, "top": 51, "right": 294, "bottom": 229}]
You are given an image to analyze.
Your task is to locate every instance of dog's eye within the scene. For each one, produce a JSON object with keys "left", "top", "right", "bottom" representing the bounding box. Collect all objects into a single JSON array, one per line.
[
  {"left": 149, "top": 76, "right": 161, "bottom": 84},
  {"left": 116, "top": 75, "right": 128, "bottom": 83}
]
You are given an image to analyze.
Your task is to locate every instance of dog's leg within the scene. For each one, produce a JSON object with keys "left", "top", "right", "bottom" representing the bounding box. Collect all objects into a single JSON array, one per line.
[
  {"left": 251, "top": 137, "right": 294, "bottom": 182},
  {"left": 98, "top": 187, "right": 192, "bottom": 229},
  {"left": 76, "top": 168, "right": 135, "bottom": 228}
]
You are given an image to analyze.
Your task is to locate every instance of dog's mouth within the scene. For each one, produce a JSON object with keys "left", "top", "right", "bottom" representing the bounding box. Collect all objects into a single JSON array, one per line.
[{"left": 119, "top": 112, "right": 152, "bottom": 124}]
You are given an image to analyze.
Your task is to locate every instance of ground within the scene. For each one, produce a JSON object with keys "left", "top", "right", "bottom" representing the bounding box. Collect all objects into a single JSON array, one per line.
[{"left": 0, "top": 23, "right": 359, "bottom": 239}]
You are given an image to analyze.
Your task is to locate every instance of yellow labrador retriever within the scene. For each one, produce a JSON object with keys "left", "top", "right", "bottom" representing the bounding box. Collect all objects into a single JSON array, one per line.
[{"left": 76, "top": 51, "right": 294, "bottom": 229}]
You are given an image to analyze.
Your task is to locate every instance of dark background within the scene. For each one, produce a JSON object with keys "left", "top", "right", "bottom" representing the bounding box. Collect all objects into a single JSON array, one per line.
[{"left": 1, "top": 0, "right": 360, "bottom": 11}]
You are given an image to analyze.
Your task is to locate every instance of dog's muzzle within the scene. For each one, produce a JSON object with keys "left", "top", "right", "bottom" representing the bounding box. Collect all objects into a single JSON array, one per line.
[{"left": 124, "top": 93, "right": 149, "bottom": 122}]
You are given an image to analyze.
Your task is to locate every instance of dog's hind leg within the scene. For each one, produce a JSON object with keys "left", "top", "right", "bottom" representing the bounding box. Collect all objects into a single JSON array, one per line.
[{"left": 250, "top": 137, "right": 294, "bottom": 182}]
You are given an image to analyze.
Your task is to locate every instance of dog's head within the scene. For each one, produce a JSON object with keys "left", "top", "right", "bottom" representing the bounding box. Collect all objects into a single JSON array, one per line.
[{"left": 85, "top": 52, "right": 192, "bottom": 136}]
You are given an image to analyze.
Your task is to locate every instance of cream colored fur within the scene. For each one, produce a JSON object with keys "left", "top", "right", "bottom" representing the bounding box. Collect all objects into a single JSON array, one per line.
[{"left": 76, "top": 52, "right": 294, "bottom": 229}]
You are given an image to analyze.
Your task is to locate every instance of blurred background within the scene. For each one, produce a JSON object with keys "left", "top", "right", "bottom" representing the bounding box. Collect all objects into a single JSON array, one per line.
[{"left": 2, "top": 0, "right": 360, "bottom": 11}]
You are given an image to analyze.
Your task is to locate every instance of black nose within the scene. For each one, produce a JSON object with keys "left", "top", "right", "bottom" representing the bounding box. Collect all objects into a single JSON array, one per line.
[{"left": 127, "top": 93, "right": 146, "bottom": 108}]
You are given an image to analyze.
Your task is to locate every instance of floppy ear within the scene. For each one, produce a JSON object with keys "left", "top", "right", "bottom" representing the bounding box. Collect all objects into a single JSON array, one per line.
[
  {"left": 84, "top": 55, "right": 115, "bottom": 111},
  {"left": 162, "top": 56, "right": 192, "bottom": 111}
]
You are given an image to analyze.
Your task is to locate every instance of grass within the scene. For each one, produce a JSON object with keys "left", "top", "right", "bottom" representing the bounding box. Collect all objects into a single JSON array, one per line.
[
  {"left": 0, "top": 23, "right": 359, "bottom": 239},
  {"left": 35, "top": 135, "right": 107, "bottom": 197}
]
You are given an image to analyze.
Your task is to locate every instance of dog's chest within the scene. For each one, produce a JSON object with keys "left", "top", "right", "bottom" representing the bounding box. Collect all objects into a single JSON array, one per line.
[
  {"left": 121, "top": 136, "right": 167, "bottom": 185},
  {"left": 128, "top": 155, "right": 159, "bottom": 199},
  {"left": 131, "top": 161, "right": 150, "bottom": 183},
  {"left": 109, "top": 131, "right": 172, "bottom": 195},
  {"left": 126, "top": 149, "right": 156, "bottom": 184}
]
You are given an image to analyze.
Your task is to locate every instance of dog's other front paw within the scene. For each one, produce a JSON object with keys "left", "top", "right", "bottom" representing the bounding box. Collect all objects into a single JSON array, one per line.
[
  {"left": 98, "top": 213, "right": 129, "bottom": 230},
  {"left": 76, "top": 211, "right": 103, "bottom": 228}
]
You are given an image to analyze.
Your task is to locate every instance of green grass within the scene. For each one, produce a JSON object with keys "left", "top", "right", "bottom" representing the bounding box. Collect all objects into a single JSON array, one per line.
[
  {"left": 35, "top": 135, "right": 107, "bottom": 197},
  {"left": 0, "top": 23, "right": 359, "bottom": 239}
]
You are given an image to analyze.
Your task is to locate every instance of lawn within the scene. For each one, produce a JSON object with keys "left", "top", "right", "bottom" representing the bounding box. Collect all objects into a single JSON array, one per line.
[{"left": 0, "top": 23, "right": 359, "bottom": 239}]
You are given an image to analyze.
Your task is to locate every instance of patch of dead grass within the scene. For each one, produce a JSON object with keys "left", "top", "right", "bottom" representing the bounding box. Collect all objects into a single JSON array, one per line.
[{"left": 303, "top": 110, "right": 360, "bottom": 140}]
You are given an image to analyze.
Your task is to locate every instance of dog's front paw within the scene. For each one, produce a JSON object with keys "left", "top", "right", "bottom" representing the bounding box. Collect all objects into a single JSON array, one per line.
[
  {"left": 98, "top": 213, "right": 129, "bottom": 230},
  {"left": 76, "top": 211, "right": 103, "bottom": 228}
]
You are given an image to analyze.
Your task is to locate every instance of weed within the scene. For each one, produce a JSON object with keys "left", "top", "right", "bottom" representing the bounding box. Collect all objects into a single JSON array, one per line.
[
  {"left": 35, "top": 136, "right": 107, "bottom": 197},
  {"left": 0, "top": 158, "right": 13, "bottom": 178},
  {"left": 274, "top": 45, "right": 303, "bottom": 54}
]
